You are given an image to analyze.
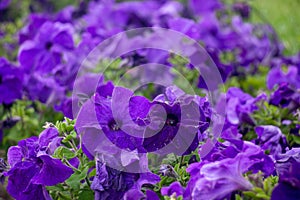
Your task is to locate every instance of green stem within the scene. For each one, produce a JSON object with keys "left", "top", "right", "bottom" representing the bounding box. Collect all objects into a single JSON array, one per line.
[
  {"left": 64, "top": 158, "right": 80, "bottom": 173},
  {"left": 179, "top": 156, "right": 185, "bottom": 168}
]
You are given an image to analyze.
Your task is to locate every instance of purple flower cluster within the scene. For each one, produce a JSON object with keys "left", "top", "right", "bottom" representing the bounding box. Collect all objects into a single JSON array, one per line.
[
  {"left": 272, "top": 149, "right": 300, "bottom": 199},
  {"left": 0, "top": 0, "right": 283, "bottom": 116},
  {"left": 1, "top": 0, "right": 300, "bottom": 200},
  {"left": 0, "top": 57, "right": 23, "bottom": 104},
  {"left": 19, "top": 21, "right": 75, "bottom": 104},
  {"left": 5, "top": 127, "right": 73, "bottom": 199},
  {"left": 219, "top": 87, "right": 266, "bottom": 127},
  {"left": 267, "top": 61, "right": 300, "bottom": 110},
  {"left": 76, "top": 82, "right": 210, "bottom": 155},
  {"left": 185, "top": 141, "right": 273, "bottom": 199},
  {"left": 92, "top": 159, "right": 160, "bottom": 200}
]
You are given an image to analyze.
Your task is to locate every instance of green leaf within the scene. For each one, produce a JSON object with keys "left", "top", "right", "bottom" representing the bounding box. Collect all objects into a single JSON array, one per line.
[
  {"left": 78, "top": 189, "right": 94, "bottom": 200},
  {"left": 256, "top": 193, "right": 270, "bottom": 199},
  {"left": 292, "top": 135, "right": 300, "bottom": 145},
  {"left": 66, "top": 125, "right": 74, "bottom": 132},
  {"left": 65, "top": 166, "right": 89, "bottom": 190},
  {"left": 57, "top": 191, "right": 72, "bottom": 200},
  {"left": 46, "top": 184, "right": 64, "bottom": 192},
  {"left": 89, "top": 168, "right": 96, "bottom": 177},
  {"left": 235, "top": 194, "right": 243, "bottom": 200},
  {"left": 62, "top": 135, "right": 73, "bottom": 143},
  {"left": 70, "top": 130, "right": 77, "bottom": 138},
  {"left": 53, "top": 146, "right": 76, "bottom": 159},
  {"left": 243, "top": 191, "right": 257, "bottom": 198}
]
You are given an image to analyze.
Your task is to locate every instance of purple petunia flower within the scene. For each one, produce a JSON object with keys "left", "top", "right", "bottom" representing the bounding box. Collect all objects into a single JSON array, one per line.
[
  {"left": 0, "top": 0, "right": 10, "bottom": 10},
  {"left": 269, "top": 83, "right": 300, "bottom": 110},
  {"left": 83, "top": 0, "right": 158, "bottom": 39},
  {"left": 267, "top": 66, "right": 300, "bottom": 90},
  {"left": 185, "top": 141, "right": 274, "bottom": 199},
  {"left": 267, "top": 64, "right": 300, "bottom": 109},
  {"left": 5, "top": 127, "right": 73, "bottom": 200},
  {"left": 272, "top": 148, "right": 300, "bottom": 199},
  {"left": 94, "top": 91, "right": 145, "bottom": 151},
  {"left": 186, "top": 154, "right": 253, "bottom": 200},
  {"left": 18, "top": 21, "right": 75, "bottom": 104},
  {"left": 91, "top": 160, "right": 139, "bottom": 200},
  {"left": 255, "top": 125, "right": 287, "bottom": 155},
  {"left": 125, "top": 189, "right": 160, "bottom": 200},
  {"left": 161, "top": 181, "right": 184, "bottom": 198},
  {"left": 19, "top": 14, "right": 51, "bottom": 44},
  {"left": 143, "top": 86, "right": 209, "bottom": 155},
  {"left": 0, "top": 57, "right": 23, "bottom": 104},
  {"left": 271, "top": 160, "right": 300, "bottom": 200},
  {"left": 77, "top": 82, "right": 210, "bottom": 157},
  {"left": 188, "top": 0, "right": 222, "bottom": 15},
  {"left": 274, "top": 148, "right": 300, "bottom": 176},
  {"left": 91, "top": 156, "right": 160, "bottom": 200},
  {"left": 19, "top": 21, "right": 74, "bottom": 73},
  {"left": 168, "top": 17, "right": 200, "bottom": 40},
  {"left": 219, "top": 87, "right": 266, "bottom": 127}
]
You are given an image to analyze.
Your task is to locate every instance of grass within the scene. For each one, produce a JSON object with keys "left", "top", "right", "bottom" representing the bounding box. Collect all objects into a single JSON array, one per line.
[{"left": 250, "top": 0, "right": 300, "bottom": 55}]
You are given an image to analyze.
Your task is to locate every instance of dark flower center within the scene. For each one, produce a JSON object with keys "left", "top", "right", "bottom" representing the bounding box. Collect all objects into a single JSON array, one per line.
[
  {"left": 165, "top": 114, "right": 179, "bottom": 126},
  {"left": 108, "top": 119, "right": 121, "bottom": 131},
  {"left": 45, "top": 41, "right": 53, "bottom": 50}
]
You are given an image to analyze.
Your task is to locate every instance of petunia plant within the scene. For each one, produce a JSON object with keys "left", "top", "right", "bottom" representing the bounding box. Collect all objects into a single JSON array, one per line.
[{"left": 1, "top": 0, "right": 300, "bottom": 200}]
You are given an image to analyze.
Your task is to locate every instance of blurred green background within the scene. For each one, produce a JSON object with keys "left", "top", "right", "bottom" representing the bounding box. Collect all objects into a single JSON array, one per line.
[{"left": 251, "top": 0, "right": 300, "bottom": 54}]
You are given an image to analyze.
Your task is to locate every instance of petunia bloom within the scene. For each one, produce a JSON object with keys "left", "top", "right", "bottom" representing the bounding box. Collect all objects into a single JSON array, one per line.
[
  {"left": 185, "top": 141, "right": 274, "bottom": 199},
  {"left": 161, "top": 181, "right": 184, "bottom": 198},
  {"left": 91, "top": 156, "right": 160, "bottom": 200},
  {"left": 5, "top": 127, "right": 73, "bottom": 200},
  {"left": 255, "top": 125, "right": 287, "bottom": 155},
  {"left": 0, "top": 57, "right": 23, "bottom": 104},
  {"left": 18, "top": 21, "right": 74, "bottom": 104},
  {"left": 271, "top": 160, "right": 300, "bottom": 200},
  {"left": 219, "top": 87, "right": 266, "bottom": 127}
]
